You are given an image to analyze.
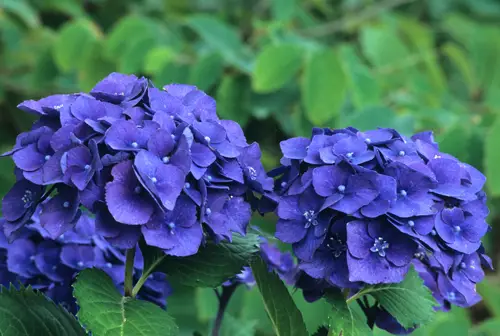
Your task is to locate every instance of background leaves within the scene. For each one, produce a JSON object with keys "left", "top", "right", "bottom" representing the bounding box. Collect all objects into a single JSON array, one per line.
[{"left": 1, "top": 0, "right": 500, "bottom": 334}]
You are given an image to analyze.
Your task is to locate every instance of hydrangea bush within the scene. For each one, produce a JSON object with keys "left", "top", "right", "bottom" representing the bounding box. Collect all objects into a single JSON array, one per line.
[{"left": 0, "top": 73, "right": 492, "bottom": 336}]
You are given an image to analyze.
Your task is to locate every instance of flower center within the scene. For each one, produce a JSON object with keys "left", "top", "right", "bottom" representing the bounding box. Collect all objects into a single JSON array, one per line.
[
  {"left": 454, "top": 225, "right": 461, "bottom": 233},
  {"left": 459, "top": 262, "right": 466, "bottom": 269},
  {"left": 430, "top": 229, "right": 436, "bottom": 236},
  {"left": 446, "top": 292, "right": 456, "bottom": 301},
  {"left": 399, "top": 189, "right": 407, "bottom": 197},
  {"left": 408, "top": 220, "right": 415, "bottom": 227},
  {"left": 337, "top": 184, "right": 346, "bottom": 193},
  {"left": 77, "top": 261, "right": 84, "bottom": 268},
  {"left": 44, "top": 155, "right": 51, "bottom": 161},
  {"left": 184, "top": 182, "right": 190, "bottom": 189},
  {"left": 204, "top": 136, "right": 211, "bottom": 143},
  {"left": 63, "top": 201, "right": 70, "bottom": 208},
  {"left": 84, "top": 164, "right": 91, "bottom": 171},
  {"left": 398, "top": 150, "right": 406, "bottom": 156},
  {"left": 364, "top": 138, "right": 371, "bottom": 144},
  {"left": 205, "top": 208, "right": 212, "bottom": 216},
  {"left": 303, "top": 210, "right": 318, "bottom": 228},
  {"left": 326, "top": 234, "right": 347, "bottom": 258},
  {"left": 167, "top": 222, "right": 176, "bottom": 234},
  {"left": 131, "top": 142, "right": 139, "bottom": 148},
  {"left": 162, "top": 156, "right": 170, "bottom": 164},
  {"left": 370, "top": 237, "right": 389, "bottom": 257},
  {"left": 346, "top": 152, "right": 354, "bottom": 158},
  {"left": 22, "top": 190, "right": 34, "bottom": 208},
  {"left": 247, "top": 167, "right": 257, "bottom": 181},
  {"left": 151, "top": 177, "right": 158, "bottom": 184},
  {"left": 106, "top": 262, "right": 113, "bottom": 268}
]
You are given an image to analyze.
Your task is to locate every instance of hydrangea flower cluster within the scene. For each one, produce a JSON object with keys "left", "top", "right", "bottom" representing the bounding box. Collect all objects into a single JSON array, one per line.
[
  {"left": 265, "top": 127, "right": 491, "bottom": 315},
  {"left": 0, "top": 210, "right": 170, "bottom": 312},
  {"left": 1, "top": 73, "right": 271, "bottom": 257}
]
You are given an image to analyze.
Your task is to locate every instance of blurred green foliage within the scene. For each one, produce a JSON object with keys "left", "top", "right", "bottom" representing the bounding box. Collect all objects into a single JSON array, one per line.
[{"left": 2, "top": 0, "right": 500, "bottom": 334}]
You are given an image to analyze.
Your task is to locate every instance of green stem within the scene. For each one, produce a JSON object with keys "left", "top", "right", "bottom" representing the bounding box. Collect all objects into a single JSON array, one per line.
[
  {"left": 131, "top": 255, "right": 166, "bottom": 297},
  {"left": 124, "top": 247, "right": 136, "bottom": 297}
]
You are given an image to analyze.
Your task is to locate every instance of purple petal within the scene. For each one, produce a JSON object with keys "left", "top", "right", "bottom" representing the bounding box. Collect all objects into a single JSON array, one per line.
[
  {"left": 105, "top": 160, "right": 154, "bottom": 225},
  {"left": 134, "top": 150, "right": 185, "bottom": 211},
  {"left": 280, "top": 137, "right": 310, "bottom": 160}
]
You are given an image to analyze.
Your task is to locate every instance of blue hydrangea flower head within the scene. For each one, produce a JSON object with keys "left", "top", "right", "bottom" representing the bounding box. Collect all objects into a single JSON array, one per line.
[
  {"left": 1, "top": 73, "right": 271, "bottom": 258},
  {"left": 268, "top": 126, "right": 491, "bottom": 318},
  {"left": 0, "top": 211, "right": 171, "bottom": 313}
]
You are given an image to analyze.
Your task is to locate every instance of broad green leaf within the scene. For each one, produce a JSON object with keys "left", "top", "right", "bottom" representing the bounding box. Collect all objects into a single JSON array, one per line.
[
  {"left": 144, "top": 47, "right": 175, "bottom": 74},
  {"left": 154, "top": 62, "right": 189, "bottom": 87},
  {"left": 339, "top": 45, "right": 381, "bottom": 108},
  {"left": 302, "top": 48, "right": 346, "bottom": 126},
  {"left": 73, "top": 269, "right": 178, "bottom": 336},
  {"left": 341, "top": 106, "right": 414, "bottom": 135},
  {"left": 410, "top": 308, "right": 470, "bottom": 336},
  {"left": 271, "top": 0, "right": 297, "bottom": 21},
  {"left": 186, "top": 15, "right": 252, "bottom": 71},
  {"left": 484, "top": 115, "right": 500, "bottom": 196},
  {"left": 1, "top": 0, "right": 39, "bottom": 28},
  {"left": 397, "top": 17, "right": 446, "bottom": 96},
  {"left": 165, "top": 285, "right": 206, "bottom": 336},
  {"left": 356, "top": 268, "right": 436, "bottom": 329},
  {"left": 141, "top": 233, "right": 259, "bottom": 288},
  {"left": 436, "top": 121, "right": 471, "bottom": 163},
  {"left": 189, "top": 52, "right": 224, "bottom": 91},
  {"left": 470, "top": 319, "right": 500, "bottom": 336},
  {"left": 217, "top": 75, "right": 251, "bottom": 127},
  {"left": 53, "top": 19, "right": 100, "bottom": 72},
  {"left": 0, "top": 285, "right": 86, "bottom": 336},
  {"left": 78, "top": 40, "right": 115, "bottom": 91},
  {"left": 252, "top": 44, "right": 303, "bottom": 93},
  {"left": 220, "top": 314, "right": 257, "bottom": 336},
  {"left": 41, "top": 0, "right": 85, "bottom": 17},
  {"left": 360, "top": 23, "right": 414, "bottom": 88},
  {"left": 324, "top": 291, "right": 372, "bottom": 336},
  {"left": 477, "top": 277, "right": 500, "bottom": 317},
  {"left": 293, "top": 288, "right": 330, "bottom": 333},
  {"left": 105, "top": 16, "right": 157, "bottom": 60},
  {"left": 250, "top": 257, "right": 308, "bottom": 336},
  {"left": 118, "top": 36, "right": 157, "bottom": 74},
  {"left": 441, "top": 42, "right": 475, "bottom": 92}
]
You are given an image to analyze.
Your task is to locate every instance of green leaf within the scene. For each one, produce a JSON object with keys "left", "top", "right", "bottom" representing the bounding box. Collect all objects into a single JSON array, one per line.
[
  {"left": 341, "top": 107, "right": 414, "bottom": 135},
  {"left": 477, "top": 277, "right": 500, "bottom": 317},
  {"left": 1, "top": 0, "right": 39, "bottom": 28},
  {"left": 78, "top": 40, "right": 115, "bottom": 91},
  {"left": 53, "top": 19, "right": 100, "bottom": 72},
  {"left": 355, "top": 268, "right": 436, "bottom": 329},
  {"left": 0, "top": 285, "right": 86, "bottom": 336},
  {"left": 271, "top": 0, "right": 297, "bottom": 21},
  {"left": 141, "top": 233, "right": 260, "bottom": 288},
  {"left": 339, "top": 45, "right": 381, "bottom": 108},
  {"left": 118, "top": 36, "right": 157, "bottom": 74},
  {"left": 144, "top": 47, "right": 175, "bottom": 74},
  {"left": 302, "top": 48, "right": 346, "bottom": 126},
  {"left": 154, "top": 62, "right": 189, "bottom": 87},
  {"left": 252, "top": 44, "right": 303, "bottom": 93},
  {"left": 217, "top": 75, "right": 251, "bottom": 127},
  {"left": 324, "top": 290, "right": 372, "bottom": 336},
  {"left": 189, "top": 52, "right": 224, "bottom": 91},
  {"left": 73, "top": 269, "right": 178, "bottom": 336},
  {"left": 186, "top": 15, "right": 252, "bottom": 71},
  {"left": 220, "top": 314, "right": 257, "bottom": 336},
  {"left": 250, "top": 257, "right": 308, "bottom": 336},
  {"left": 470, "top": 319, "right": 500, "bottom": 336},
  {"left": 105, "top": 16, "right": 157, "bottom": 60},
  {"left": 484, "top": 115, "right": 500, "bottom": 196}
]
